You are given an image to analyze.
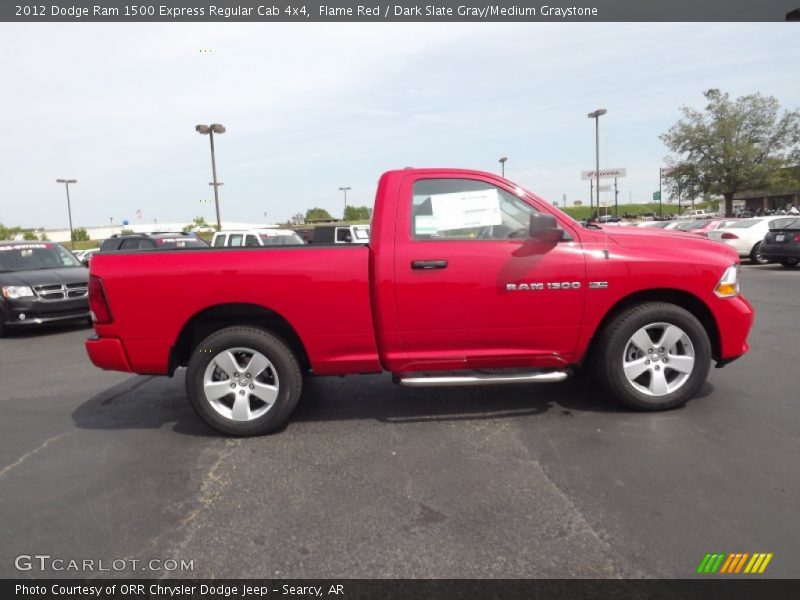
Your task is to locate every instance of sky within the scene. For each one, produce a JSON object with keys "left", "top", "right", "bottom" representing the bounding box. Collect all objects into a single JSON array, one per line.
[{"left": 0, "top": 22, "right": 798, "bottom": 229}]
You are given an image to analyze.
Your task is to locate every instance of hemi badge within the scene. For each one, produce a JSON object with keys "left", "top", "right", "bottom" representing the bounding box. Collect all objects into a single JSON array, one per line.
[{"left": 588, "top": 281, "right": 609, "bottom": 289}]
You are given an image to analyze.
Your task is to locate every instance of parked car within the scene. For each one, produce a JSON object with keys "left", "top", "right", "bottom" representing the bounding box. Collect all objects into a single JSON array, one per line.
[
  {"left": 0, "top": 241, "right": 90, "bottom": 336},
  {"left": 74, "top": 247, "right": 100, "bottom": 266},
  {"left": 311, "top": 224, "right": 370, "bottom": 244},
  {"left": 706, "top": 216, "right": 788, "bottom": 265},
  {"left": 85, "top": 168, "right": 753, "bottom": 435},
  {"left": 678, "top": 209, "right": 713, "bottom": 220},
  {"left": 99, "top": 232, "right": 208, "bottom": 253},
  {"left": 636, "top": 221, "right": 672, "bottom": 229},
  {"left": 760, "top": 217, "right": 800, "bottom": 267},
  {"left": 211, "top": 229, "right": 305, "bottom": 247},
  {"left": 670, "top": 218, "right": 739, "bottom": 236}
]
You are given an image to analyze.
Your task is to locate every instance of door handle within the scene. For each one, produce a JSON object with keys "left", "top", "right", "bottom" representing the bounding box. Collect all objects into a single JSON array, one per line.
[{"left": 411, "top": 260, "right": 448, "bottom": 270}]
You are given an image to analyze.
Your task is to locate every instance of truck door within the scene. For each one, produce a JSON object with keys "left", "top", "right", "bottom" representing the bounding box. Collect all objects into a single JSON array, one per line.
[{"left": 392, "top": 174, "right": 586, "bottom": 371}]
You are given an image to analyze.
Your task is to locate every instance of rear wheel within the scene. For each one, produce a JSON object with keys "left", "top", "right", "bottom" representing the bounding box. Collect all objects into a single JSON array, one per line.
[
  {"left": 186, "top": 326, "right": 302, "bottom": 436},
  {"left": 594, "top": 302, "right": 711, "bottom": 411},
  {"left": 780, "top": 258, "right": 799, "bottom": 268},
  {"left": 750, "top": 242, "right": 769, "bottom": 265}
]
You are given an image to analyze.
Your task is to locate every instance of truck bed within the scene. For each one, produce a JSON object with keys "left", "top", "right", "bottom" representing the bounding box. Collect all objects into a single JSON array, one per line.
[{"left": 89, "top": 246, "right": 381, "bottom": 375}]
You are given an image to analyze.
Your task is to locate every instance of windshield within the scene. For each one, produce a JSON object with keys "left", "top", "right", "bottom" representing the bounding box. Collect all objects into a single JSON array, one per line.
[
  {"left": 0, "top": 243, "right": 82, "bottom": 272},
  {"left": 155, "top": 237, "right": 208, "bottom": 248}
]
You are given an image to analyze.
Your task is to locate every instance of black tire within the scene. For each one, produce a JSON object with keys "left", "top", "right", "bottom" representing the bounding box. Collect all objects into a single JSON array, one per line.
[
  {"left": 750, "top": 242, "right": 769, "bottom": 265},
  {"left": 780, "top": 258, "right": 799, "bottom": 268},
  {"left": 185, "top": 326, "right": 303, "bottom": 436},
  {"left": 593, "top": 302, "right": 711, "bottom": 411}
]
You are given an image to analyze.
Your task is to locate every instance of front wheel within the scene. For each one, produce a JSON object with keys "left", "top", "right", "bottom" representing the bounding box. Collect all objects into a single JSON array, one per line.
[
  {"left": 594, "top": 302, "right": 711, "bottom": 411},
  {"left": 750, "top": 242, "right": 769, "bottom": 265},
  {"left": 186, "top": 326, "right": 303, "bottom": 436}
]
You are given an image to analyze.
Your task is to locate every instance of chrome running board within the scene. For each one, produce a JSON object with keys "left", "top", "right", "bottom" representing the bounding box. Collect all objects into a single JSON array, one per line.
[{"left": 398, "top": 371, "right": 568, "bottom": 387}]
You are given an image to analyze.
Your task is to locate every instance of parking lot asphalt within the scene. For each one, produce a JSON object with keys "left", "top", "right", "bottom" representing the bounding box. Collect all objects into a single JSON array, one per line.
[{"left": 1, "top": 264, "right": 798, "bottom": 579}]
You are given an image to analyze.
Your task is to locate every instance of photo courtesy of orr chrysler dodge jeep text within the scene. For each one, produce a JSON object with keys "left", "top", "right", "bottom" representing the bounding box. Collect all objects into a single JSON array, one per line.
[{"left": 85, "top": 169, "right": 754, "bottom": 436}]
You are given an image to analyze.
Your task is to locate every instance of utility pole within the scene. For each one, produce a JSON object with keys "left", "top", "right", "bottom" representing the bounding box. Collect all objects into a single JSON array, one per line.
[
  {"left": 339, "top": 186, "right": 351, "bottom": 219},
  {"left": 195, "top": 123, "right": 226, "bottom": 230},
  {"left": 614, "top": 177, "right": 619, "bottom": 217},
  {"left": 499, "top": 156, "right": 508, "bottom": 177},
  {"left": 56, "top": 179, "right": 77, "bottom": 249},
  {"left": 587, "top": 109, "right": 607, "bottom": 220}
]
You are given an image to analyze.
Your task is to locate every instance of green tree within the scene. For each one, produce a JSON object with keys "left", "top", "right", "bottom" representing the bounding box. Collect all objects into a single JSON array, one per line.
[
  {"left": 661, "top": 89, "right": 800, "bottom": 217},
  {"left": 305, "top": 207, "right": 333, "bottom": 221},
  {"left": 22, "top": 231, "right": 38, "bottom": 240},
  {"left": 343, "top": 205, "right": 371, "bottom": 221},
  {"left": 72, "top": 228, "right": 90, "bottom": 242},
  {"left": 39, "top": 231, "right": 50, "bottom": 241},
  {"left": 121, "top": 229, "right": 134, "bottom": 235}
]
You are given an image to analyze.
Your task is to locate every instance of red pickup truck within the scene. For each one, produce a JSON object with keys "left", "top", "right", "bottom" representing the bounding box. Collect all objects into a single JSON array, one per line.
[{"left": 86, "top": 169, "right": 754, "bottom": 435}]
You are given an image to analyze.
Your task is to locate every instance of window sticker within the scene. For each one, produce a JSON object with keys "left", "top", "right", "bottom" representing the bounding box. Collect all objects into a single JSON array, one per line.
[
  {"left": 429, "top": 189, "right": 502, "bottom": 231},
  {"left": 414, "top": 215, "right": 438, "bottom": 235}
]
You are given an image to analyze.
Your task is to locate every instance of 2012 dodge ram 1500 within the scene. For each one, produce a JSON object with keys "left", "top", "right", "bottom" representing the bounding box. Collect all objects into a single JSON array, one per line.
[{"left": 85, "top": 169, "right": 754, "bottom": 435}]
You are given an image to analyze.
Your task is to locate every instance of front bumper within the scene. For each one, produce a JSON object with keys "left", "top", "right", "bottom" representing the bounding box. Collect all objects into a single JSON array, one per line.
[
  {"left": 1, "top": 296, "right": 89, "bottom": 327},
  {"left": 714, "top": 294, "right": 755, "bottom": 363}
]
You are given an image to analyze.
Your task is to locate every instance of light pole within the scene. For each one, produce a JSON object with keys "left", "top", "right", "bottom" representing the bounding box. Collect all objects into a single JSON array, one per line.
[
  {"left": 56, "top": 179, "right": 77, "bottom": 249},
  {"left": 339, "top": 186, "right": 351, "bottom": 219},
  {"left": 196, "top": 123, "right": 226, "bottom": 230},
  {"left": 587, "top": 109, "right": 607, "bottom": 219},
  {"left": 499, "top": 156, "right": 508, "bottom": 177}
]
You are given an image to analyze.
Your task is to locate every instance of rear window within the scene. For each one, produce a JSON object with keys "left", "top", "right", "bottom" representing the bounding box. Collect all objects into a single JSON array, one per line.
[
  {"left": 725, "top": 219, "right": 761, "bottom": 229},
  {"left": 768, "top": 218, "right": 800, "bottom": 230}
]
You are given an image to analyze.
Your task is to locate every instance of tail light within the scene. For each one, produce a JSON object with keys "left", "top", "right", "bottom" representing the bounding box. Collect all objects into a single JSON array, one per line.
[
  {"left": 88, "top": 275, "right": 113, "bottom": 324},
  {"left": 720, "top": 232, "right": 739, "bottom": 240},
  {"left": 794, "top": 234, "right": 800, "bottom": 242}
]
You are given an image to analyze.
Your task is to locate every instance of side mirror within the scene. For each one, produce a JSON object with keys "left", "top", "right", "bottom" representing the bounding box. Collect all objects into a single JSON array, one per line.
[
  {"left": 529, "top": 213, "right": 563, "bottom": 242},
  {"left": 81, "top": 257, "right": 91, "bottom": 267}
]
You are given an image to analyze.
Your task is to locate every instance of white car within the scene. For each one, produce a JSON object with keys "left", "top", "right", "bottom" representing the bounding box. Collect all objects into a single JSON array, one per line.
[
  {"left": 706, "top": 216, "right": 787, "bottom": 264},
  {"left": 211, "top": 229, "right": 305, "bottom": 248}
]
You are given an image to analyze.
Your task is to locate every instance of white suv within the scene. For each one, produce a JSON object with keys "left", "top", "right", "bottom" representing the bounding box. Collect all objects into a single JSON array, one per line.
[{"left": 211, "top": 229, "right": 305, "bottom": 248}]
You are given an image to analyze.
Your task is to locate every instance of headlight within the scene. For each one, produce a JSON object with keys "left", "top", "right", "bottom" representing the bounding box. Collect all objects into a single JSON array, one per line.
[
  {"left": 714, "top": 265, "right": 740, "bottom": 298},
  {"left": 2, "top": 286, "right": 35, "bottom": 299}
]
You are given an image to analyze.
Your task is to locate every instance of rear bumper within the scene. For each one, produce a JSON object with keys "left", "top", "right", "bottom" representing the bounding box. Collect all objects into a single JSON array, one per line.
[
  {"left": 85, "top": 336, "right": 133, "bottom": 372},
  {"left": 714, "top": 294, "right": 755, "bottom": 362},
  {"left": 761, "top": 244, "right": 800, "bottom": 260}
]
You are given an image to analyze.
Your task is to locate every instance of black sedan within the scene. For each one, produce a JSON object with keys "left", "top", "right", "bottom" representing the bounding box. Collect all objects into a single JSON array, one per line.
[
  {"left": 761, "top": 217, "right": 800, "bottom": 268},
  {"left": 0, "top": 242, "right": 90, "bottom": 336}
]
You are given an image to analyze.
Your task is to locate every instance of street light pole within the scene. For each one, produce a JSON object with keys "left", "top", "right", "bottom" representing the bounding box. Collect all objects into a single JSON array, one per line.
[
  {"left": 587, "top": 109, "right": 607, "bottom": 220},
  {"left": 339, "top": 186, "right": 351, "bottom": 219},
  {"left": 498, "top": 156, "right": 508, "bottom": 178},
  {"left": 56, "top": 179, "right": 77, "bottom": 249},
  {"left": 196, "top": 124, "right": 226, "bottom": 230}
]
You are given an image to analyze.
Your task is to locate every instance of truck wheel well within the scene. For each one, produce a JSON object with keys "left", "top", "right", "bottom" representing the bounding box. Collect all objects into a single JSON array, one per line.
[
  {"left": 168, "top": 303, "right": 311, "bottom": 375},
  {"left": 589, "top": 289, "right": 721, "bottom": 361}
]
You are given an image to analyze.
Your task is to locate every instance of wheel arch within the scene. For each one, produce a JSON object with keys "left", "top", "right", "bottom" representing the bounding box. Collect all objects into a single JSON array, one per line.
[
  {"left": 588, "top": 289, "right": 721, "bottom": 361},
  {"left": 168, "top": 303, "right": 311, "bottom": 375}
]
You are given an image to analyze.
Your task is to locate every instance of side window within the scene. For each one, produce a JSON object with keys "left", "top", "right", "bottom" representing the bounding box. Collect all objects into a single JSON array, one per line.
[
  {"left": 213, "top": 235, "right": 226, "bottom": 247},
  {"left": 228, "top": 234, "right": 243, "bottom": 247},
  {"left": 120, "top": 238, "right": 143, "bottom": 250},
  {"left": 411, "top": 179, "right": 538, "bottom": 240},
  {"left": 245, "top": 234, "right": 260, "bottom": 247},
  {"left": 336, "top": 228, "right": 352, "bottom": 243}
]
